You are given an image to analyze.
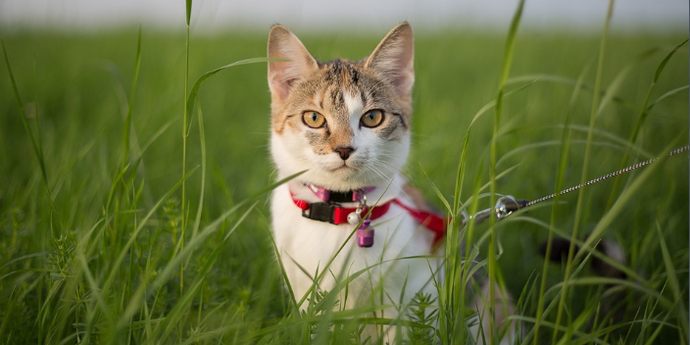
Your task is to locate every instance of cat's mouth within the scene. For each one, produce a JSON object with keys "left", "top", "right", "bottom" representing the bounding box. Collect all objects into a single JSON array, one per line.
[
  {"left": 328, "top": 162, "right": 359, "bottom": 174},
  {"left": 332, "top": 163, "right": 353, "bottom": 172}
]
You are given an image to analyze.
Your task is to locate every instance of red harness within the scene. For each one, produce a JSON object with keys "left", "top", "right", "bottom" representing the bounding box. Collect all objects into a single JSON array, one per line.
[{"left": 291, "top": 196, "right": 447, "bottom": 246}]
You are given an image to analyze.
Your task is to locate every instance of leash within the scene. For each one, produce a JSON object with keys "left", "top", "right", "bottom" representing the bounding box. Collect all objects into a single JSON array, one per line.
[
  {"left": 291, "top": 145, "right": 688, "bottom": 247},
  {"left": 467, "top": 145, "right": 690, "bottom": 224}
]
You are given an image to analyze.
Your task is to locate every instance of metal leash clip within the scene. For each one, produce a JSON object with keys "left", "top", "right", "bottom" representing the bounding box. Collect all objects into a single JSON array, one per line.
[{"left": 463, "top": 195, "right": 529, "bottom": 226}]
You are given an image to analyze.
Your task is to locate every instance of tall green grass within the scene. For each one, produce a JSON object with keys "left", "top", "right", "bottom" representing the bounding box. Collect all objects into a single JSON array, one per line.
[{"left": 0, "top": 1, "right": 688, "bottom": 344}]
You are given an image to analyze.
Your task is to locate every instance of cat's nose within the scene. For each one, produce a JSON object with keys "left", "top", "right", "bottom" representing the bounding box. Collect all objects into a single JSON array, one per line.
[{"left": 334, "top": 146, "right": 355, "bottom": 160}]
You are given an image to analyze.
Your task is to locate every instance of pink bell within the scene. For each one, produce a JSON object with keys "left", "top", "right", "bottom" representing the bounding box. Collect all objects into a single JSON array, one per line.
[
  {"left": 357, "top": 228, "right": 374, "bottom": 247},
  {"left": 356, "top": 219, "right": 374, "bottom": 247}
]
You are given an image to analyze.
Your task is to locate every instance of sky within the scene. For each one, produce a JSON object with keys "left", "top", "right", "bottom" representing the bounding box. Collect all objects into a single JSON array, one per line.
[{"left": 0, "top": 0, "right": 688, "bottom": 34}]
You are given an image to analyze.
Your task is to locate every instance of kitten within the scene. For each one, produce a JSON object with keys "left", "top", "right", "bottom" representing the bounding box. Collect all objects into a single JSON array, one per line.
[{"left": 267, "top": 22, "right": 513, "bottom": 343}]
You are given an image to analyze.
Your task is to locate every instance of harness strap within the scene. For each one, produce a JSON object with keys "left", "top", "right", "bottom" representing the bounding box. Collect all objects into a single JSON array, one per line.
[{"left": 392, "top": 199, "right": 447, "bottom": 246}]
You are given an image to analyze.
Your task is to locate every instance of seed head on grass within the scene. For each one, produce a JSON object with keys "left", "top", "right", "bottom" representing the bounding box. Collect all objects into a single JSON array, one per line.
[
  {"left": 48, "top": 234, "right": 75, "bottom": 282},
  {"left": 406, "top": 292, "right": 439, "bottom": 344}
]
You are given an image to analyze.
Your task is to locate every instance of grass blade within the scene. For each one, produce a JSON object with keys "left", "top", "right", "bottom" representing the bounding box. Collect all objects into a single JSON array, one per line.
[
  {"left": 489, "top": 1, "right": 524, "bottom": 343},
  {"left": 553, "top": 0, "right": 615, "bottom": 342},
  {"left": 121, "top": 27, "right": 142, "bottom": 169},
  {"left": 1, "top": 39, "right": 48, "bottom": 186}
]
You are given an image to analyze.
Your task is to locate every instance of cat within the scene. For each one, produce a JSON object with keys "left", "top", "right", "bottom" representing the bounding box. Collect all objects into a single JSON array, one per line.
[{"left": 266, "top": 22, "right": 513, "bottom": 343}]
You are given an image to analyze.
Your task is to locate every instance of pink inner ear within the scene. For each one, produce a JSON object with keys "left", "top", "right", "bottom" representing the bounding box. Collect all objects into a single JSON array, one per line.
[
  {"left": 268, "top": 70, "right": 295, "bottom": 102},
  {"left": 390, "top": 59, "right": 414, "bottom": 98},
  {"left": 270, "top": 77, "right": 298, "bottom": 100},
  {"left": 267, "top": 56, "right": 296, "bottom": 102}
]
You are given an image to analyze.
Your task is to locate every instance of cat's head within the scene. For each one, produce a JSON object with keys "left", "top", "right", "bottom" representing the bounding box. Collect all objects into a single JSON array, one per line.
[{"left": 267, "top": 22, "right": 414, "bottom": 191}]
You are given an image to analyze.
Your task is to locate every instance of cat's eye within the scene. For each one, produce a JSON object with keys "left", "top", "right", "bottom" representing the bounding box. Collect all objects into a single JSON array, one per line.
[
  {"left": 302, "top": 111, "right": 326, "bottom": 128},
  {"left": 360, "top": 110, "right": 385, "bottom": 128}
]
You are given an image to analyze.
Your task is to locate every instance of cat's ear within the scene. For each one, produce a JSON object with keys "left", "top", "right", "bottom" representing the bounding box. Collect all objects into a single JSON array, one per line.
[
  {"left": 267, "top": 25, "right": 318, "bottom": 103},
  {"left": 364, "top": 22, "right": 414, "bottom": 100}
]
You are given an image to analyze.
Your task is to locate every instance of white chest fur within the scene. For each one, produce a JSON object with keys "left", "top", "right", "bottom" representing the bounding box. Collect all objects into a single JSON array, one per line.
[{"left": 270, "top": 179, "right": 440, "bottom": 311}]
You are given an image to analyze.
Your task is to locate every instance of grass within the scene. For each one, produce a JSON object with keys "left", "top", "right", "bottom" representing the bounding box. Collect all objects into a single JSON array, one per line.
[{"left": 0, "top": 2, "right": 688, "bottom": 344}]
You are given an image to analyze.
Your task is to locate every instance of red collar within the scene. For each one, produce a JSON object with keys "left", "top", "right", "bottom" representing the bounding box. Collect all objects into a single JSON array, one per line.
[
  {"left": 290, "top": 195, "right": 447, "bottom": 246},
  {"left": 291, "top": 195, "right": 392, "bottom": 225}
]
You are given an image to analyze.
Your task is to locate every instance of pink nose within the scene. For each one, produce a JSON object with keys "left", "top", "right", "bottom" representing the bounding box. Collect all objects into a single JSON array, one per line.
[{"left": 334, "top": 146, "right": 355, "bottom": 160}]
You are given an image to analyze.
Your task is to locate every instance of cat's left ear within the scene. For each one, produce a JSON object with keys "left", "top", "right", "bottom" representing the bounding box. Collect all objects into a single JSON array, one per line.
[
  {"left": 267, "top": 25, "right": 319, "bottom": 104},
  {"left": 365, "top": 22, "right": 414, "bottom": 100}
]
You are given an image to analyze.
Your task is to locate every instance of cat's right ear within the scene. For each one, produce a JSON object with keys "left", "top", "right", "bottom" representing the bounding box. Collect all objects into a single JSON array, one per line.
[{"left": 267, "top": 25, "right": 318, "bottom": 104}]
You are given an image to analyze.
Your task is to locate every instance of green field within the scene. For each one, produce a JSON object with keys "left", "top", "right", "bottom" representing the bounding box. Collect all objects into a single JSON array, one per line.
[{"left": 0, "top": 14, "right": 688, "bottom": 345}]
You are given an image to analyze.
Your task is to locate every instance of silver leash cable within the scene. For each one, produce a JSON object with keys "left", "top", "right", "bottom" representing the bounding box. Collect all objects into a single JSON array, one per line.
[{"left": 465, "top": 145, "right": 689, "bottom": 224}]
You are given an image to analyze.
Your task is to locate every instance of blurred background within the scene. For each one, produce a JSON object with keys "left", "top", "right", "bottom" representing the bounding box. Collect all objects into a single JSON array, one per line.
[{"left": 1, "top": 0, "right": 688, "bottom": 34}]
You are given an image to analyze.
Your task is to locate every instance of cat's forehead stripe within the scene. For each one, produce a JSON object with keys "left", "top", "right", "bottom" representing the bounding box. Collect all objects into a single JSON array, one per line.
[
  {"left": 331, "top": 88, "right": 344, "bottom": 110},
  {"left": 317, "top": 87, "right": 328, "bottom": 110},
  {"left": 343, "top": 90, "right": 363, "bottom": 118}
]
